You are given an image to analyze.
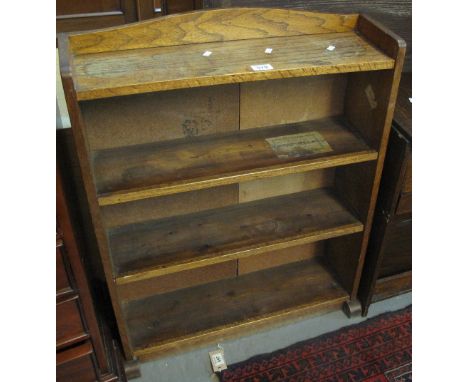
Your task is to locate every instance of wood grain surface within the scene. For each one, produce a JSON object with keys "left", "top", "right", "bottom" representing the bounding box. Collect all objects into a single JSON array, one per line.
[
  {"left": 240, "top": 75, "right": 347, "bottom": 129},
  {"left": 68, "top": 8, "right": 358, "bottom": 54}
]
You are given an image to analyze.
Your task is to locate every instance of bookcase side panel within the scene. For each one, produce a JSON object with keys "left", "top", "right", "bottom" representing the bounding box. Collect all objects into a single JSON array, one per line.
[{"left": 328, "top": 15, "right": 406, "bottom": 300}]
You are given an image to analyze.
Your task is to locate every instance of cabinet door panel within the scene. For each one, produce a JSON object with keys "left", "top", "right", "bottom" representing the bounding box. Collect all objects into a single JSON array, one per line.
[{"left": 56, "top": 0, "right": 137, "bottom": 33}]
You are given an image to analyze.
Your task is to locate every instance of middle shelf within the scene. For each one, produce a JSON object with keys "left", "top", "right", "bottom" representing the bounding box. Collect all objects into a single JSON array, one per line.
[
  {"left": 111, "top": 188, "right": 363, "bottom": 284},
  {"left": 94, "top": 116, "right": 377, "bottom": 206},
  {"left": 123, "top": 257, "right": 349, "bottom": 359}
]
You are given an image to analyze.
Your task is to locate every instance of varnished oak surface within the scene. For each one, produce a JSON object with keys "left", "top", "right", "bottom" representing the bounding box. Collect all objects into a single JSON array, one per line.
[
  {"left": 68, "top": 8, "right": 357, "bottom": 54},
  {"left": 95, "top": 117, "right": 377, "bottom": 205},
  {"left": 123, "top": 258, "right": 348, "bottom": 358},
  {"left": 111, "top": 188, "right": 363, "bottom": 284},
  {"left": 73, "top": 31, "right": 393, "bottom": 100}
]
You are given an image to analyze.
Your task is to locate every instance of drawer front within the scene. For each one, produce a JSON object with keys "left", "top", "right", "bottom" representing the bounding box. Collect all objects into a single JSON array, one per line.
[
  {"left": 57, "top": 341, "right": 98, "bottom": 382},
  {"left": 56, "top": 246, "right": 73, "bottom": 295},
  {"left": 56, "top": 296, "right": 88, "bottom": 349}
]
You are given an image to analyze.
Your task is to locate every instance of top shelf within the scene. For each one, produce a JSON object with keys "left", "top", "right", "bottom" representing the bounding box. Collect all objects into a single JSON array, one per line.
[{"left": 72, "top": 31, "right": 394, "bottom": 100}]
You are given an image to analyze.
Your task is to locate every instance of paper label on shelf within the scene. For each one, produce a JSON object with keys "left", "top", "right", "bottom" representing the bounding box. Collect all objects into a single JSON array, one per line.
[
  {"left": 251, "top": 64, "right": 274, "bottom": 71},
  {"left": 266, "top": 131, "right": 332, "bottom": 159},
  {"left": 365, "top": 85, "right": 378, "bottom": 109}
]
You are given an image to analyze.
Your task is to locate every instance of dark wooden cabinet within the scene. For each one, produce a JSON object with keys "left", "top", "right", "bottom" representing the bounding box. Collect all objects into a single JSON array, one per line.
[
  {"left": 56, "top": 0, "right": 138, "bottom": 33},
  {"left": 56, "top": 166, "right": 127, "bottom": 382},
  {"left": 358, "top": 73, "right": 412, "bottom": 315},
  {"left": 57, "top": 0, "right": 202, "bottom": 33}
]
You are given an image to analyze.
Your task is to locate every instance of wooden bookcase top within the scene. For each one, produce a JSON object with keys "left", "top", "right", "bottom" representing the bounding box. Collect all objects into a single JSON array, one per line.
[{"left": 59, "top": 8, "right": 394, "bottom": 100}]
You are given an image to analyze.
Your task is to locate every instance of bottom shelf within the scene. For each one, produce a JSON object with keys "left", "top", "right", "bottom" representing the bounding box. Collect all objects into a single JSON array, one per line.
[{"left": 123, "top": 258, "right": 348, "bottom": 360}]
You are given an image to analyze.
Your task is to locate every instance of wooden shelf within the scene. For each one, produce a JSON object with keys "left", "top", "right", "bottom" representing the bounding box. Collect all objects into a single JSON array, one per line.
[
  {"left": 123, "top": 258, "right": 348, "bottom": 359},
  {"left": 73, "top": 30, "right": 393, "bottom": 101},
  {"left": 111, "top": 188, "right": 363, "bottom": 284},
  {"left": 95, "top": 117, "right": 377, "bottom": 206}
]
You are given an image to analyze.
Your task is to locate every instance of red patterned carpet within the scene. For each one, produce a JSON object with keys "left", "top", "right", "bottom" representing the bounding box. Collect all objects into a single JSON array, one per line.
[{"left": 220, "top": 306, "right": 411, "bottom": 382}]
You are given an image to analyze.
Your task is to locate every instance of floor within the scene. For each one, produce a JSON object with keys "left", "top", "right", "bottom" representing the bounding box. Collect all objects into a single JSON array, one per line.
[{"left": 134, "top": 292, "right": 411, "bottom": 382}]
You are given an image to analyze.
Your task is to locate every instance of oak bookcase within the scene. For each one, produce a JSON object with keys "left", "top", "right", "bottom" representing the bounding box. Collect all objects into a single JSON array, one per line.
[{"left": 59, "top": 8, "right": 405, "bottom": 364}]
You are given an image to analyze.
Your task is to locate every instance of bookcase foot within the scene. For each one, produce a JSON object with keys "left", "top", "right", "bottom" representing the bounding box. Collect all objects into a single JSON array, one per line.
[
  {"left": 124, "top": 359, "right": 141, "bottom": 380},
  {"left": 343, "top": 300, "right": 362, "bottom": 318}
]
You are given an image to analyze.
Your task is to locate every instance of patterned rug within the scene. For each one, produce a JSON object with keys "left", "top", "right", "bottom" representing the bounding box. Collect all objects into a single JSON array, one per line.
[{"left": 220, "top": 306, "right": 411, "bottom": 382}]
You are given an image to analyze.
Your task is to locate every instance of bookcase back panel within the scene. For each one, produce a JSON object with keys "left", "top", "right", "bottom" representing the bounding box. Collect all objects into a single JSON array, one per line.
[
  {"left": 101, "top": 168, "right": 334, "bottom": 230},
  {"left": 117, "top": 260, "right": 238, "bottom": 301},
  {"left": 240, "top": 75, "right": 347, "bottom": 130},
  {"left": 117, "top": 242, "right": 324, "bottom": 301},
  {"left": 80, "top": 84, "right": 239, "bottom": 151},
  {"left": 101, "top": 185, "right": 239, "bottom": 230},
  {"left": 69, "top": 9, "right": 358, "bottom": 55},
  {"left": 239, "top": 169, "right": 334, "bottom": 203},
  {"left": 238, "top": 242, "right": 323, "bottom": 275},
  {"left": 118, "top": 241, "right": 325, "bottom": 301}
]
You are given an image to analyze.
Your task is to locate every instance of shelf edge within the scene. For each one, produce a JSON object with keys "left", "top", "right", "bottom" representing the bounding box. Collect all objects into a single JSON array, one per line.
[{"left": 76, "top": 61, "right": 394, "bottom": 101}]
